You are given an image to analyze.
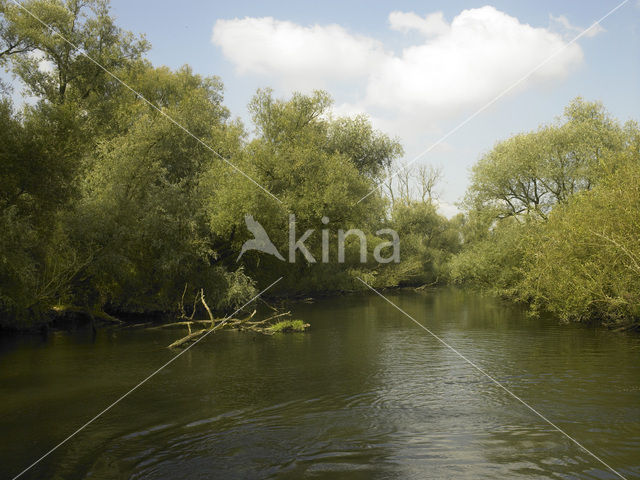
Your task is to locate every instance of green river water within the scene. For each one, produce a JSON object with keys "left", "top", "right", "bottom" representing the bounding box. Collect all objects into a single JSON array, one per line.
[{"left": 1, "top": 288, "right": 639, "bottom": 479}]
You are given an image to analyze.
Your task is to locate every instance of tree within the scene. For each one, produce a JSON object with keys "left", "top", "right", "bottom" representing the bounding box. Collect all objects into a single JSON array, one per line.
[
  {"left": 65, "top": 64, "right": 248, "bottom": 313},
  {"left": 0, "top": 0, "right": 36, "bottom": 62},
  {"left": 518, "top": 152, "right": 640, "bottom": 325},
  {"left": 417, "top": 164, "right": 443, "bottom": 203},
  {"left": 382, "top": 161, "right": 443, "bottom": 207},
  {"left": 452, "top": 98, "right": 640, "bottom": 327},
  {"left": 385, "top": 201, "right": 461, "bottom": 286},
  {"left": 2, "top": 0, "right": 148, "bottom": 105},
  {"left": 248, "top": 88, "right": 403, "bottom": 177},
  {"left": 0, "top": 97, "right": 87, "bottom": 324},
  {"left": 326, "top": 114, "right": 403, "bottom": 177},
  {"left": 202, "top": 89, "right": 402, "bottom": 294},
  {"left": 465, "top": 98, "right": 626, "bottom": 220}
]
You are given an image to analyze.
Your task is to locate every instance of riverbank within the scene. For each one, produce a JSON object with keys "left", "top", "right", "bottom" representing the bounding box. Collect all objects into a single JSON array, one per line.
[{"left": 2, "top": 283, "right": 638, "bottom": 337}]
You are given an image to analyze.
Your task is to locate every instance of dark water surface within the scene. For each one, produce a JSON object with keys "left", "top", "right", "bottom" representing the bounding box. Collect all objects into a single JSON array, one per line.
[{"left": 1, "top": 289, "right": 639, "bottom": 479}]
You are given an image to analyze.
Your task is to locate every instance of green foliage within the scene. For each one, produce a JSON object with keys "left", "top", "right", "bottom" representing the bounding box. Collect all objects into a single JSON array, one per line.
[
  {"left": 376, "top": 201, "right": 461, "bottom": 287},
  {"left": 65, "top": 64, "right": 240, "bottom": 313},
  {"left": 215, "top": 267, "right": 257, "bottom": 311},
  {"left": 326, "top": 114, "right": 404, "bottom": 177},
  {"left": 2, "top": 1, "right": 636, "bottom": 330},
  {"left": 465, "top": 98, "right": 626, "bottom": 220},
  {"left": 268, "top": 319, "right": 308, "bottom": 333},
  {"left": 518, "top": 156, "right": 640, "bottom": 325},
  {"left": 0, "top": 1, "right": 413, "bottom": 327},
  {"left": 2, "top": 0, "right": 148, "bottom": 106},
  {"left": 202, "top": 88, "right": 402, "bottom": 295},
  {"left": 449, "top": 218, "right": 534, "bottom": 296},
  {"left": 454, "top": 98, "right": 640, "bottom": 326}
]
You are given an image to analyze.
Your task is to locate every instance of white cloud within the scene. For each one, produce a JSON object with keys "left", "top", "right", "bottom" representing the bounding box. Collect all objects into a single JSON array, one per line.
[
  {"left": 212, "top": 7, "right": 585, "bottom": 121},
  {"left": 549, "top": 14, "right": 605, "bottom": 39},
  {"left": 366, "top": 7, "right": 583, "bottom": 113},
  {"left": 388, "top": 11, "right": 449, "bottom": 37},
  {"left": 212, "top": 17, "right": 386, "bottom": 89}
]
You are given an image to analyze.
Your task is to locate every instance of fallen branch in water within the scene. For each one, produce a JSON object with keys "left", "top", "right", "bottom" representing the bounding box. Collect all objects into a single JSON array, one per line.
[
  {"left": 147, "top": 320, "right": 213, "bottom": 330},
  {"left": 166, "top": 309, "right": 309, "bottom": 349},
  {"left": 200, "top": 289, "right": 214, "bottom": 327},
  {"left": 167, "top": 309, "right": 257, "bottom": 349}
]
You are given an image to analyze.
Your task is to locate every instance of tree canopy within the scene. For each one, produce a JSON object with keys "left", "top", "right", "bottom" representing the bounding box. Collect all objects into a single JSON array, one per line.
[{"left": 1, "top": 0, "right": 637, "bottom": 329}]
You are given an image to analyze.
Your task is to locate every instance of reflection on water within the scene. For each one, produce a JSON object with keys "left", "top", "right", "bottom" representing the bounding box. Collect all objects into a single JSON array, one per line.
[{"left": 0, "top": 288, "right": 638, "bottom": 479}]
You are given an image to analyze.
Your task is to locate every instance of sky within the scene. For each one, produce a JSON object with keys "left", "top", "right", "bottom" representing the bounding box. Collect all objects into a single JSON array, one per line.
[{"left": 24, "top": 1, "right": 640, "bottom": 214}]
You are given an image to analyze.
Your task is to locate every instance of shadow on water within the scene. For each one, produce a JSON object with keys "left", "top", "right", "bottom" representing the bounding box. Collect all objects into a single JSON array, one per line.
[{"left": 0, "top": 288, "right": 638, "bottom": 479}]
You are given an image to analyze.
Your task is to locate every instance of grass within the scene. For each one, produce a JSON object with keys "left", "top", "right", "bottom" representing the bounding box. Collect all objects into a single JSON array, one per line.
[{"left": 268, "top": 319, "right": 309, "bottom": 333}]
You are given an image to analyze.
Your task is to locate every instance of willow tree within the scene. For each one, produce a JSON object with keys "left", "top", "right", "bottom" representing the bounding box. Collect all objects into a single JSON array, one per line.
[
  {"left": 202, "top": 89, "right": 403, "bottom": 293},
  {"left": 465, "top": 98, "right": 626, "bottom": 221},
  {"left": 64, "top": 64, "right": 256, "bottom": 314},
  {"left": 518, "top": 150, "right": 640, "bottom": 325},
  {"left": 0, "top": 0, "right": 148, "bottom": 324},
  {"left": 452, "top": 99, "right": 640, "bottom": 326}
]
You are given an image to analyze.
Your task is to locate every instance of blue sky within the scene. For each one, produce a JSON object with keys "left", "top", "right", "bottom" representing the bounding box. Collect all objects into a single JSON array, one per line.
[{"left": 33, "top": 1, "right": 640, "bottom": 212}]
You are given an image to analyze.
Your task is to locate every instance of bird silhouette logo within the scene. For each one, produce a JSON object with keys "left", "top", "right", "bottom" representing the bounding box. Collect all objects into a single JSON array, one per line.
[{"left": 237, "top": 215, "right": 285, "bottom": 262}]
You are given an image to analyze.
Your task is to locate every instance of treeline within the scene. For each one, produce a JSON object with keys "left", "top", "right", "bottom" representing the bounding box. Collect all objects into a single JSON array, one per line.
[
  {"left": 1, "top": 1, "right": 637, "bottom": 330},
  {"left": 450, "top": 99, "right": 640, "bottom": 327},
  {"left": 0, "top": 0, "right": 460, "bottom": 329}
]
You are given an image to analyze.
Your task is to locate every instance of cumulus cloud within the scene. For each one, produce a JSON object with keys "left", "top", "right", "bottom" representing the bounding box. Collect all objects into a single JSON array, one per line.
[
  {"left": 212, "top": 7, "right": 585, "bottom": 121},
  {"left": 212, "top": 17, "right": 386, "bottom": 89},
  {"left": 388, "top": 11, "right": 450, "bottom": 37},
  {"left": 366, "top": 7, "right": 583, "bottom": 113}
]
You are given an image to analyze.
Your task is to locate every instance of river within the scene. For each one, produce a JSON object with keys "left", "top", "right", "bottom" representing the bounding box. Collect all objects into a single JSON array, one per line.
[{"left": 1, "top": 288, "right": 639, "bottom": 479}]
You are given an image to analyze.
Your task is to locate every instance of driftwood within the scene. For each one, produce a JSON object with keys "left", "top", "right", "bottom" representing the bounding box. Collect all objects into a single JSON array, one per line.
[
  {"left": 167, "top": 285, "right": 309, "bottom": 349},
  {"left": 147, "top": 320, "right": 214, "bottom": 330},
  {"left": 167, "top": 329, "right": 207, "bottom": 349},
  {"left": 167, "top": 309, "right": 259, "bottom": 349},
  {"left": 174, "top": 285, "right": 217, "bottom": 334},
  {"left": 167, "top": 310, "right": 301, "bottom": 349},
  {"left": 200, "top": 290, "right": 214, "bottom": 327},
  {"left": 225, "top": 311, "right": 291, "bottom": 332},
  {"left": 260, "top": 298, "right": 279, "bottom": 311}
]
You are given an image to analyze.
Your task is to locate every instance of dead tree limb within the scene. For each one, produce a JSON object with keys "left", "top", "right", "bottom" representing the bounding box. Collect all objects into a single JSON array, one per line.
[
  {"left": 167, "top": 309, "right": 258, "bottom": 349},
  {"left": 200, "top": 289, "right": 215, "bottom": 327},
  {"left": 166, "top": 308, "right": 307, "bottom": 348}
]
